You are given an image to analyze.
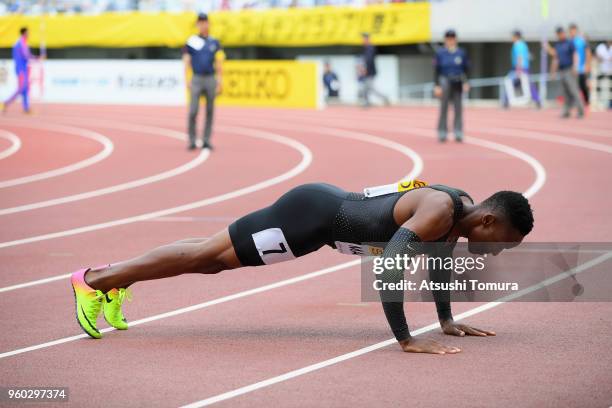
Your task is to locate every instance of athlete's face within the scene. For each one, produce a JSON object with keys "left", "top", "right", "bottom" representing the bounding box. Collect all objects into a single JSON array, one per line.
[{"left": 466, "top": 214, "right": 524, "bottom": 256}]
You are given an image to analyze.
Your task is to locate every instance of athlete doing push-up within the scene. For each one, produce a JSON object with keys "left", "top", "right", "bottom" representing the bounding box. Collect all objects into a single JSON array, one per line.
[{"left": 71, "top": 180, "right": 533, "bottom": 354}]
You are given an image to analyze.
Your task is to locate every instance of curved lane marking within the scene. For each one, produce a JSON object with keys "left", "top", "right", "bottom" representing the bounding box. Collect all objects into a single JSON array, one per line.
[
  {"left": 0, "top": 130, "right": 22, "bottom": 161},
  {"left": 0, "top": 122, "right": 209, "bottom": 215},
  {"left": 0, "top": 122, "right": 114, "bottom": 189}
]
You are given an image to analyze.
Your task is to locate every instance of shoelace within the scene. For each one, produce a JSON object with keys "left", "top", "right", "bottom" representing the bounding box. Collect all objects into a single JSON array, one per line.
[
  {"left": 86, "top": 290, "right": 105, "bottom": 320},
  {"left": 106, "top": 288, "right": 133, "bottom": 320},
  {"left": 117, "top": 288, "right": 132, "bottom": 305}
]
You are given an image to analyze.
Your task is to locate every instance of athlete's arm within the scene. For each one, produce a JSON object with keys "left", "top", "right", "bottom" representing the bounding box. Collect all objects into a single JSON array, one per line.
[
  {"left": 378, "top": 192, "right": 460, "bottom": 354},
  {"left": 429, "top": 246, "right": 496, "bottom": 337},
  {"left": 428, "top": 245, "right": 453, "bottom": 322}
]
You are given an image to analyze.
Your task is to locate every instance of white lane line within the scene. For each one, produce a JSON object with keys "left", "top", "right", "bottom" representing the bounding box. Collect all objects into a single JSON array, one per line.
[
  {"left": 464, "top": 136, "right": 546, "bottom": 199},
  {"left": 57, "top": 113, "right": 424, "bottom": 183},
  {"left": 352, "top": 111, "right": 612, "bottom": 138},
  {"left": 0, "top": 126, "right": 311, "bottom": 251},
  {"left": 306, "top": 126, "right": 424, "bottom": 180},
  {"left": 147, "top": 216, "right": 237, "bottom": 222},
  {"left": 0, "top": 121, "right": 421, "bottom": 292},
  {"left": 0, "top": 260, "right": 361, "bottom": 359},
  {"left": 0, "top": 273, "right": 72, "bottom": 294},
  {"left": 0, "top": 130, "right": 22, "bottom": 161},
  {"left": 0, "top": 122, "right": 114, "bottom": 189},
  {"left": 477, "top": 126, "right": 612, "bottom": 155},
  {"left": 0, "top": 124, "right": 210, "bottom": 216},
  {"left": 179, "top": 250, "right": 612, "bottom": 408},
  {"left": 219, "top": 118, "right": 544, "bottom": 200}
]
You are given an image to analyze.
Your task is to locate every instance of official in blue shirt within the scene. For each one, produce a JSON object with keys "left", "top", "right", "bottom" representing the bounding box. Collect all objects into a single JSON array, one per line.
[
  {"left": 434, "top": 29, "right": 469, "bottom": 142},
  {"left": 183, "top": 13, "right": 225, "bottom": 151},
  {"left": 503, "top": 30, "right": 541, "bottom": 108},
  {"left": 547, "top": 26, "right": 584, "bottom": 118},
  {"left": 569, "top": 23, "right": 591, "bottom": 106}
]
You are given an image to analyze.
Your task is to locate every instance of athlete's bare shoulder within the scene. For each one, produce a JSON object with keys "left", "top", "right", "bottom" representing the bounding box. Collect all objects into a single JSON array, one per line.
[{"left": 394, "top": 188, "right": 454, "bottom": 241}]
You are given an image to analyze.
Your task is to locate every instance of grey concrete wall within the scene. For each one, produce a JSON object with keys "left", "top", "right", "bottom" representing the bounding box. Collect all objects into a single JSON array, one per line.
[{"left": 431, "top": 0, "right": 611, "bottom": 42}]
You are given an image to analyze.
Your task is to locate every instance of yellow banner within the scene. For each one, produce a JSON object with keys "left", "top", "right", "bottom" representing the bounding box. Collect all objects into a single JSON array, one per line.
[
  {"left": 0, "top": 3, "right": 430, "bottom": 48},
  {"left": 191, "top": 60, "right": 321, "bottom": 109}
]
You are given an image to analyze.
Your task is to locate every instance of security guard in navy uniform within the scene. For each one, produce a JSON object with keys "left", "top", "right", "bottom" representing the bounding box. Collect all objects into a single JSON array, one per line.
[
  {"left": 434, "top": 29, "right": 470, "bottom": 142},
  {"left": 183, "top": 13, "right": 225, "bottom": 151}
]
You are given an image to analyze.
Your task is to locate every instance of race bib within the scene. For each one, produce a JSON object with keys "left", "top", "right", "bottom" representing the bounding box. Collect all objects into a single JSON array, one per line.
[
  {"left": 363, "top": 179, "right": 427, "bottom": 198},
  {"left": 252, "top": 228, "right": 296, "bottom": 265},
  {"left": 335, "top": 241, "right": 384, "bottom": 256},
  {"left": 187, "top": 35, "right": 205, "bottom": 51}
]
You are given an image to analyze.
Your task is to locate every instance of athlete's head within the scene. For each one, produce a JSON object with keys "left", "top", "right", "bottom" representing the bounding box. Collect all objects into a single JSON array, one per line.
[
  {"left": 569, "top": 23, "right": 578, "bottom": 38},
  {"left": 20, "top": 27, "right": 28, "bottom": 38},
  {"left": 466, "top": 191, "right": 534, "bottom": 255},
  {"left": 512, "top": 30, "right": 521, "bottom": 42}
]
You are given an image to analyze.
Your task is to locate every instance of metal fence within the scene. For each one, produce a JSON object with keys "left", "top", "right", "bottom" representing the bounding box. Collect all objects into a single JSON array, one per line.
[{"left": 399, "top": 68, "right": 611, "bottom": 111}]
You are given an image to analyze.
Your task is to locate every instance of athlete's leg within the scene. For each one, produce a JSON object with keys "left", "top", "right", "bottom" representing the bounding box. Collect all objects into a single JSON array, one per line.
[
  {"left": 3, "top": 71, "right": 26, "bottom": 107},
  {"left": 21, "top": 79, "right": 30, "bottom": 112},
  {"left": 84, "top": 229, "right": 241, "bottom": 293}
]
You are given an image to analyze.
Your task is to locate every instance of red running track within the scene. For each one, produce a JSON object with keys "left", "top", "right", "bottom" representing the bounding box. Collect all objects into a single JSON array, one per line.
[{"left": 0, "top": 104, "right": 611, "bottom": 407}]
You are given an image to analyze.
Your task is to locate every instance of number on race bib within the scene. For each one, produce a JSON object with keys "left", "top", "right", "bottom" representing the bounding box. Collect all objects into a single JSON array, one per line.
[{"left": 262, "top": 242, "right": 288, "bottom": 255}]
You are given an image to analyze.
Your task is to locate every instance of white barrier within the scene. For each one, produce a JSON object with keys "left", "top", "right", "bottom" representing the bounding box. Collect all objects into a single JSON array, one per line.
[
  {"left": 0, "top": 59, "right": 187, "bottom": 105},
  {"left": 504, "top": 72, "right": 532, "bottom": 107}
]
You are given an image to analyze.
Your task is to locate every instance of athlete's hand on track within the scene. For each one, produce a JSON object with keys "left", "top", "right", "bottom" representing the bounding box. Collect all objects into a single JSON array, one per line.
[
  {"left": 440, "top": 320, "right": 496, "bottom": 337},
  {"left": 399, "top": 338, "right": 461, "bottom": 355}
]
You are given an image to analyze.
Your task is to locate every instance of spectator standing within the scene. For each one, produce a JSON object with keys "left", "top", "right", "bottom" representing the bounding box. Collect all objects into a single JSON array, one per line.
[{"left": 434, "top": 29, "right": 469, "bottom": 142}]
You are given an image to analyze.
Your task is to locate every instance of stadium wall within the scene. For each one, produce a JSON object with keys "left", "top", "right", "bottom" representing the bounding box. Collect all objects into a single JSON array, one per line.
[{"left": 431, "top": 0, "right": 612, "bottom": 42}]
